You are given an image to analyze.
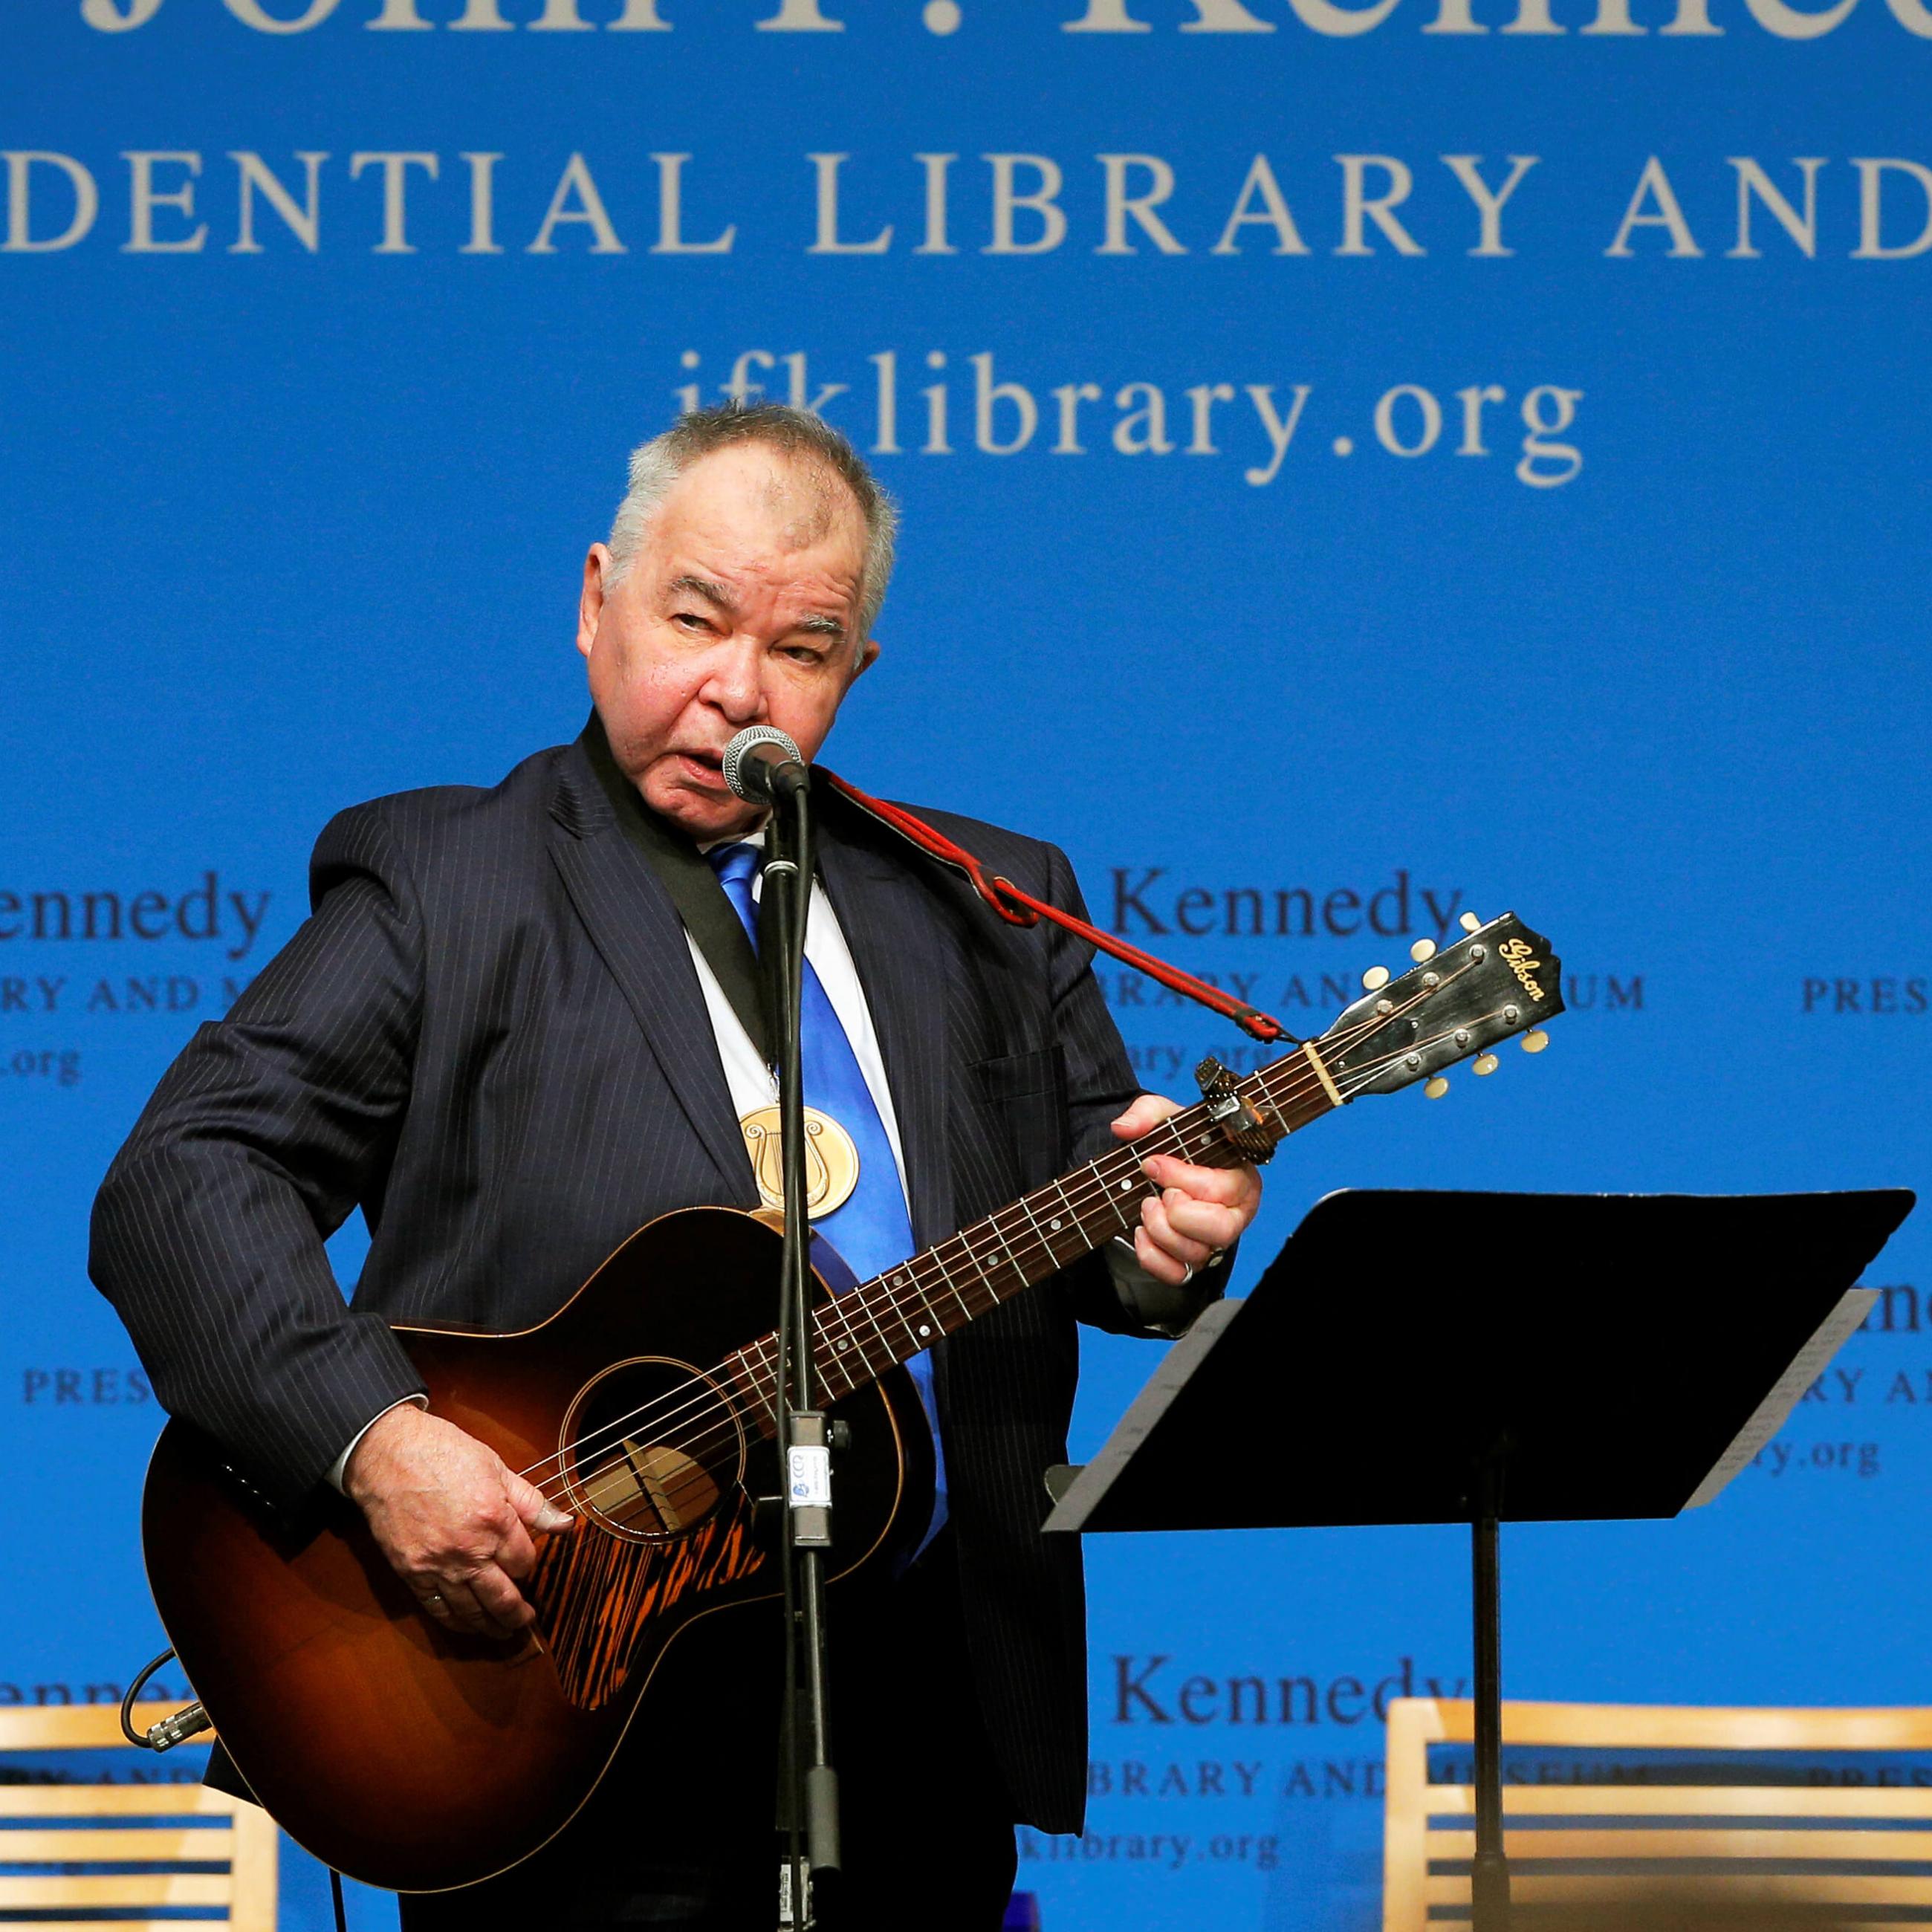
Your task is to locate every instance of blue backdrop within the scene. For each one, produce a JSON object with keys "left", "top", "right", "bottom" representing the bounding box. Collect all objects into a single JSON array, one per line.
[{"left": 2, "top": 3, "right": 1928, "bottom": 1925}]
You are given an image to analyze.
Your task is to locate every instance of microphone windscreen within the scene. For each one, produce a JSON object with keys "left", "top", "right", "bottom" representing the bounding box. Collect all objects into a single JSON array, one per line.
[{"left": 722, "top": 726, "right": 805, "bottom": 803}]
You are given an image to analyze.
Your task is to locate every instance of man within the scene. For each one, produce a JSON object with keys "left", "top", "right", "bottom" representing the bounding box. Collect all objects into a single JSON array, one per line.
[{"left": 92, "top": 404, "right": 1261, "bottom": 1929}]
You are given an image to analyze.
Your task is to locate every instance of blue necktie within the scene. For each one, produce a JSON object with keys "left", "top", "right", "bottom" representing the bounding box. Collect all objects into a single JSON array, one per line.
[{"left": 706, "top": 842, "right": 945, "bottom": 1553}]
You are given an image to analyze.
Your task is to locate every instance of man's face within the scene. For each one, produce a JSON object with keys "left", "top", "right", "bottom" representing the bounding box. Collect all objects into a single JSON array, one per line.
[{"left": 577, "top": 443, "right": 878, "bottom": 842}]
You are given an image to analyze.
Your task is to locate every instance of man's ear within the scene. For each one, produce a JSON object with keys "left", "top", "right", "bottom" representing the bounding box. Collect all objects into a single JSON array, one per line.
[
  {"left": 577, "top": 545, "right": 612, "bottom": 662},
  {"left": 851, "top": 635, "right": 881, "bottom": 681}
]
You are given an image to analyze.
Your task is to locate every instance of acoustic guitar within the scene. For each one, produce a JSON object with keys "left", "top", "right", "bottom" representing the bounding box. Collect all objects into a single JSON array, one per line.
[{"left": 141, "top": 912, "right": 1562, "bottom": 1891}]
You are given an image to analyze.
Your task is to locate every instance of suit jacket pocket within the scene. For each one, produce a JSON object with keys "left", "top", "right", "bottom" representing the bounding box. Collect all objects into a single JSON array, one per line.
[{"left": 969, "top": 1044, "right": 1070, "bottom": 1186}]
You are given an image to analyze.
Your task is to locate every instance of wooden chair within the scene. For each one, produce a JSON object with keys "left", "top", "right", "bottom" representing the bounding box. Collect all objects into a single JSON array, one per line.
[
  {"left": 0, "top": 1700, "right": 276, "bottom": 1929},
  {"left": 1384, "top": 1696, "right": 1932, "bottom": 1929}
]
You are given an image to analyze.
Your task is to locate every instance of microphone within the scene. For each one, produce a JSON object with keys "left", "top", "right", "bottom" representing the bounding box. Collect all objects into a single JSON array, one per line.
[{"left": 722, "top": 726, "right": 810, "bottom": 807}]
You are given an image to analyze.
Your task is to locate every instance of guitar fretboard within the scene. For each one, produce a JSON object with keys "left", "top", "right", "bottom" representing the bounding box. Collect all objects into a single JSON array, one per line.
[{"left": 722, "top": 1040, "right": 1343, "bottom": 1431}]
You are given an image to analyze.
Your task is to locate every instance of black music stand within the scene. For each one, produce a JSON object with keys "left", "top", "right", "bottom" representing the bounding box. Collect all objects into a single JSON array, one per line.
[{"left": 1044, "top": 1188, "right": 1915, "bottom": 1932}]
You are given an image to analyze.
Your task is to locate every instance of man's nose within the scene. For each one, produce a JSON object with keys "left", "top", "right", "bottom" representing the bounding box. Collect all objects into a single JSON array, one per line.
[{"left": 702, "top": 636, "right": 768, "bottom": 722}]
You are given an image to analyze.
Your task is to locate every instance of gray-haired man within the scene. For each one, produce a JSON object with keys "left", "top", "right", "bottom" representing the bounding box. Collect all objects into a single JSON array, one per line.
[{"left": 95, "top": 403, "right": 1260, "bottom": 1929}]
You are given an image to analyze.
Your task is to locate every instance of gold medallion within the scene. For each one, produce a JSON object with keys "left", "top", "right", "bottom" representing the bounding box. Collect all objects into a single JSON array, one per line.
[{"left": 739, "top": 1106, "right": 861, "bottom": 1219}]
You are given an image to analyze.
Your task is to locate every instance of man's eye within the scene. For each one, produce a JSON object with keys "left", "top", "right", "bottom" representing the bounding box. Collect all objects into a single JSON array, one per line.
[{"left": 672, "top": 611, "right": 710, "bottom": 630}]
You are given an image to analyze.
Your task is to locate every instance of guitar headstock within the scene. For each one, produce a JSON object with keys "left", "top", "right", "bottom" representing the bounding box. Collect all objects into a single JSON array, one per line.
[{"left": 1319, "top": 913, "right": 1563, "bottom": 1098}]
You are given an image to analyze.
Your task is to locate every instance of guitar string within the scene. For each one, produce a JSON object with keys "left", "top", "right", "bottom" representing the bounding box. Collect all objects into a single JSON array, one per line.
[
  {"left": 516, "top": 1028, "right": 1468, "bottom": 1546},
  {"left": 513, "top": 1106, "right": 1210, "bottom": 1505},
  {"left": 509, "top": 987, "right": 1470, "bottom": 1513},
  {"left": 517, "top": 1016, "right": 1497, "bottom": 1537},
  {"left": 502, "top": 1010, "right": 1375, "bottom": 1498},
  {"left": 507, "top": 974, "right": 1469, "bottom": 1501},
  {"left": 511, "top": 1076, "right": 1300, "bottom": 1508},
  {"left": 510, "top": 973, "right": 1476, "bottom": 1508}
]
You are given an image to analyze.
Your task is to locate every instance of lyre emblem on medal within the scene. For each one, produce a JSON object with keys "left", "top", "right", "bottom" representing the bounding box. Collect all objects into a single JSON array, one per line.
[{"left": 739, "top": 1106, "right": 861, "bottom": 1219}]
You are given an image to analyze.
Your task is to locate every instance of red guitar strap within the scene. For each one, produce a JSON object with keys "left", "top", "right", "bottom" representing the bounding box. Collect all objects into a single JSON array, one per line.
[{"left": 820, "top": 770, "right": 1293, "bottom": 1046}]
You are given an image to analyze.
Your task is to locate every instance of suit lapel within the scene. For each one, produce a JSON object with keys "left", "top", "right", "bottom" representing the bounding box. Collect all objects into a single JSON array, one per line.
[
  {"left": 817, "top": 814, "right": 955, "bottom": 1252},
  {"left": 548, "top": 746, "right": 755, "bottom": 1199}
]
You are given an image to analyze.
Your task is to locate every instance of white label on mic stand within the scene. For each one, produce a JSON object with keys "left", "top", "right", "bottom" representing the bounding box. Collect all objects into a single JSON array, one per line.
[{"left": 788, "top": 1445, "right": 832, "bottom": 1508}]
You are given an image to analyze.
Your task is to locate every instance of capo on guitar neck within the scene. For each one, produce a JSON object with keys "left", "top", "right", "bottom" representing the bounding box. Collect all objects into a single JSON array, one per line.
[{"left": 1195, "top": 1057, "right": 1279, "bottom": 1166}]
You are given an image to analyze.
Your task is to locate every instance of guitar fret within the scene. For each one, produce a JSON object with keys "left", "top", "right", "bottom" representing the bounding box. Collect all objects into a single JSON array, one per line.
[
  {"left": 1045, "top": 1176, "right": 1088, "bottom": 1255},
  {"left": 819, "top": 1295, "right": 861, "bottom": 1377},
  {"left": 813, "top": 1343, "right": 852, "bottom": 1400},
  {"left": 902, "top": 1274, "right": 943, "bottom": 1352},
  {"left": 930, "top": 1244, "right": 979, "bottom": 1332},
  {"left": 812, "top": 1302, "right": 859, "bottom": 1395},
  {"left": 856, "top": 1279, "right": 898, "bottom": 1361},
  {"left": 921, "top": 1261, "right": 961, "bottom": 1332},
  {"left": 1014, "top": 1191, "right": 1060, "bottom": 1271},
  {"left": 962, "top": 1228, "right": 1005, "bottom": 1290},
  {"left": 727, "top": 1346, "right": 766, "bottom": 1413},
  {"left": 985, "top": 1210, "right": 1029, "bottom": 1286},
  {"left": 890, "top": 1270, "right": 927, "bottom": 1352},
  {"left": 1104, "top": 1155, "right": 1144, "bottom": 1231},
  {"left": 930, "top": 1252, "right": 973, "bottom": 1321}
]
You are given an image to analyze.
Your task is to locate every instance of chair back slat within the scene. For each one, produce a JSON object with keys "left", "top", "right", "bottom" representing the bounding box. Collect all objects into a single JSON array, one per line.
[
  {"left": 0, "top": 1873, "right": 235, "bottom": 1907},
  {"left": 0, "top": 1783, "right": 242, "bottom": 1817},
  {"left": 1432, "top": 1826, "right": 1932, "bottom": 1860},
  {"left": 0, "top": 1827, "right": 236, "bottom": 1860},
  {"left": 1422, "top": 1872, "right": 1932, "bottom": 1909},
  {"left": 0, "top": 1704, "right": 195, "bottom": 1751},
  {"left": 1420, "top": 1783, "right": 1932, "bottom": 1819}
]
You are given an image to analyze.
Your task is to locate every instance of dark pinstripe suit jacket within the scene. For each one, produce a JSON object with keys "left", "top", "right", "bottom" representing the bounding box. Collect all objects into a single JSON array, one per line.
[{"left": 91, "top": 730, "right": 1155, "bottom": 1832}]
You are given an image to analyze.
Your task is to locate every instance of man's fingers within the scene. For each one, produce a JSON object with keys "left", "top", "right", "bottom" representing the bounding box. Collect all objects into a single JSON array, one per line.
[
  {"left": 507, "top": 1470, "right": 573, "bottom": 1537},
  {"left": 1111, "top": 1092, "right": 1182, "bottom": 1138},
  {"left": 415, "top": 1565, "right": 532, "bottom": 1639},
  {"left": 414, "top": 1575, "right": 489, "bottom": 1635},
  {"left": 463, "top": 1563, "right": 537, "bottom": 1636},
  {"left": 1152, "top": 1187, "right": 1245, "bottom": 1252},
  {"left": 1140, "top": 1152, "right": 1254, "bottom": 1208},
  {"left": 1138, "top": 1198, "right": 1222, "bottom": 1273},
  {"left": 495, "top": 1517, "right": 540, "bottom": 1584},
  {"left": 1132, "top": 1223, "right": 1202, "bottom": 1286},
  {"left": 412, "top": 1581, "right": 451, "bottom": 1625}
]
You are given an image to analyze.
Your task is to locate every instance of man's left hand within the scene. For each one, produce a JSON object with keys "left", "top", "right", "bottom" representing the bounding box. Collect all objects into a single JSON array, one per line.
[{"left": 1109, "top": 1092, "right": 1262, "bottom": 1286}]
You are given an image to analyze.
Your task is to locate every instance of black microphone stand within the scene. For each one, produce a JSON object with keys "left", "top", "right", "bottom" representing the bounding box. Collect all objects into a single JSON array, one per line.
[{"left": 760, "top": 780, "right": 840, "bottom": 1931}]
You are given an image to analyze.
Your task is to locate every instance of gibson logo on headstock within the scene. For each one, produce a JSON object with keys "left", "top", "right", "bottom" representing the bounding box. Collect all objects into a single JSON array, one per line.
[{"left": 1498, "top": 938, "right": 1550, "bottom": 1002}]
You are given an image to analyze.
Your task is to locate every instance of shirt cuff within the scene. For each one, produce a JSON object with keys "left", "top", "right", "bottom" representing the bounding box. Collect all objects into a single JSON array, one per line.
[
  {"left": 327, "top": 1394, "right": 430, "bottom": 1494},
  {"left": 1106, "top": 1236, "right": 1228, "bottom": 1339}
]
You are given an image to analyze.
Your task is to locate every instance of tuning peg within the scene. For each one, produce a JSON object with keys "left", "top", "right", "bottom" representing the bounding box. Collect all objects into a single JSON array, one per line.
[
  {"left": 1361, "top": 965, "right": 1390, "bottom": 992},
  {"left": 1474, "top": 1053, "right": 1499, "bottom": 1076},
  {"left": 1410, "top": 939, "right": 1436, "bottom": 963},
  {"left": 1459, "top": 912, "right": 1482, "bottom": 934},
  {"left": 1521, "top": 1029, "right": 1549, "bottom": 1054},
  {"left": 1424, "top": 1075, "right": 1449, "bottom": 1099}
]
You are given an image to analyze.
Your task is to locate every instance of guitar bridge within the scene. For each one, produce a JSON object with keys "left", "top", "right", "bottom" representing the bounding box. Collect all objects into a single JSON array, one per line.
[{"left": 1194, "top": 1057, "right": 1277, "bottom": 1165}]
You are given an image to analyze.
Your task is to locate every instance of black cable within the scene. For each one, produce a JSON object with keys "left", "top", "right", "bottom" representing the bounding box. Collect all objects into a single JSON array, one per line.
[
  {"left": 118, "top": 1647, "right": 176, "bottom": 1748},
  {"left": 330, "top": 1864, "right": 349, "bottom": 1932}
]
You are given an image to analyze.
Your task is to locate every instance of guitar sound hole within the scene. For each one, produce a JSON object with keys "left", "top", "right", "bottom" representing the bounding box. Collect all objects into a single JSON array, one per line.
[{"left": 560, "top": 1358, "right": 744, "bottom": 1544}]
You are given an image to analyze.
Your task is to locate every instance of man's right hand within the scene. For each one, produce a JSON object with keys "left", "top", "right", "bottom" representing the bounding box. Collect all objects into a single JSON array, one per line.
[{"left": 343, "top": 1404, "right": 573, "bottom": 1640}]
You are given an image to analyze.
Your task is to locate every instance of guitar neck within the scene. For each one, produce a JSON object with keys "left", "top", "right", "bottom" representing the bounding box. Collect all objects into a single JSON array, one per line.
[{"left": 725, "top": 1040, "right": 1346, "bottom": 1425}]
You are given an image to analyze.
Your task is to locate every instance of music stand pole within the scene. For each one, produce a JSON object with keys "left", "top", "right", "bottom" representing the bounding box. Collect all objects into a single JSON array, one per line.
[{"left": 1471, "top": 1449, "right": 1509, "bottom": 1932}]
